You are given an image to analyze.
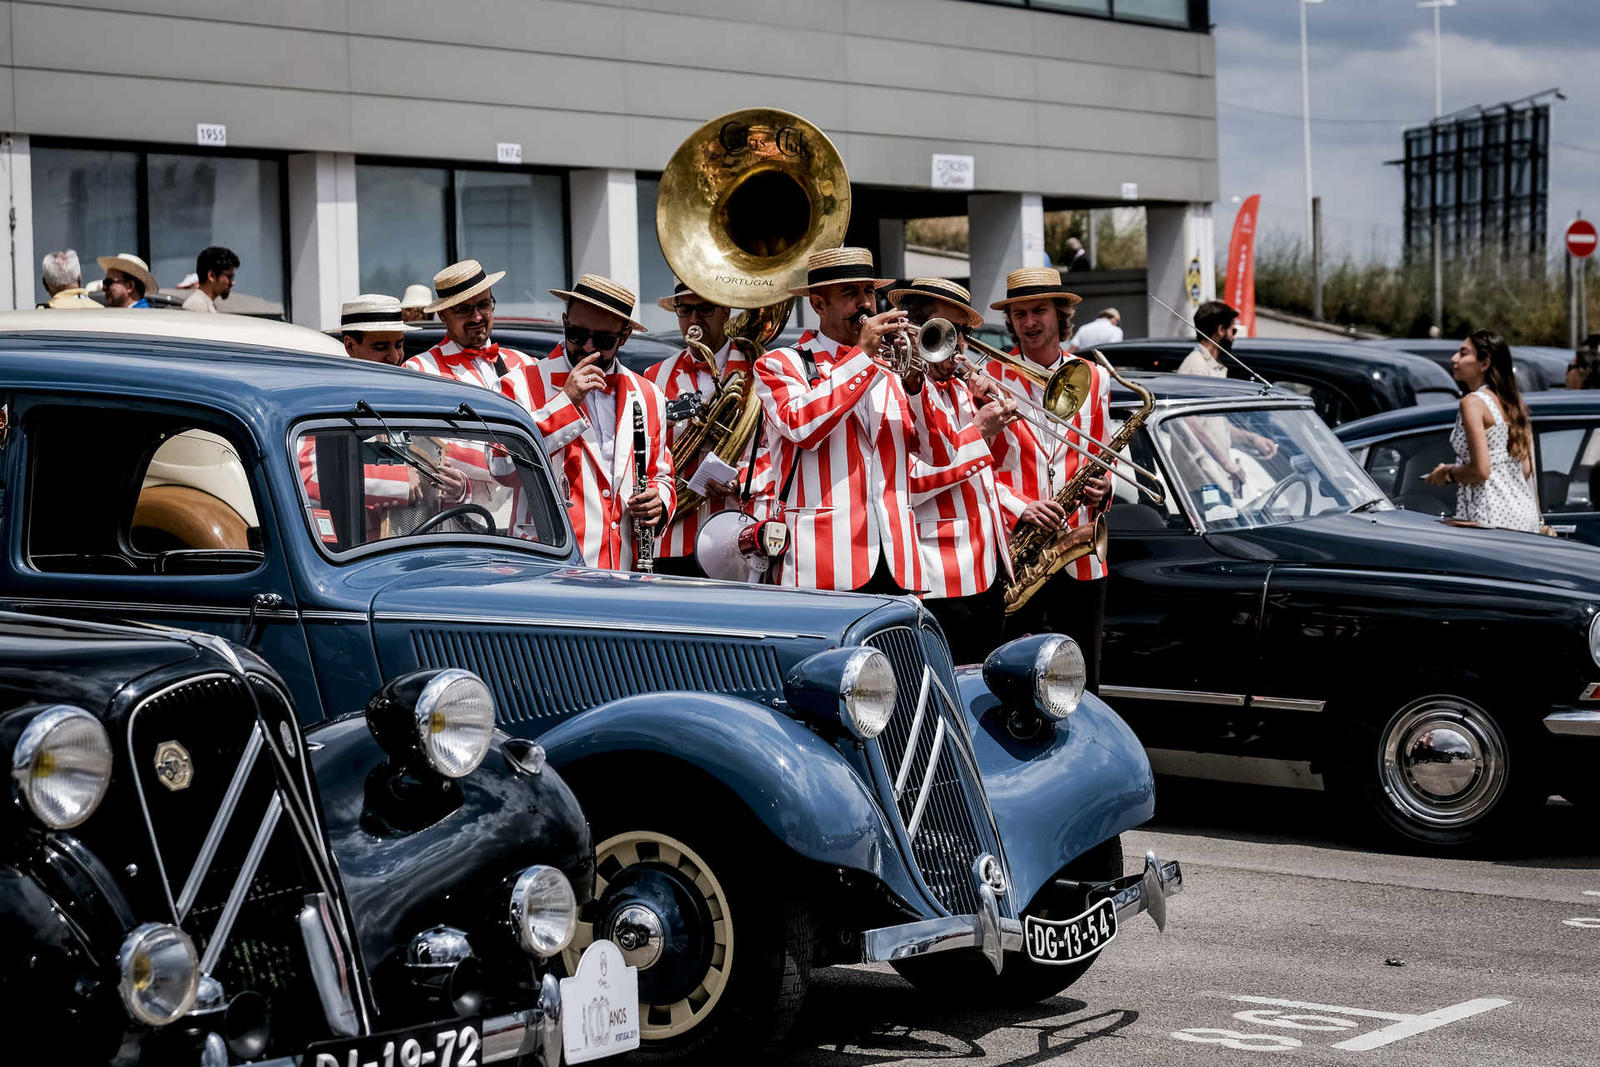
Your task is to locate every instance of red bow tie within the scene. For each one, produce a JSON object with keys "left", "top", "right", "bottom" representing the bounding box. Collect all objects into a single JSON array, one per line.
[{"left": 461, "top": 343, "right": 500, "bottom": 361}]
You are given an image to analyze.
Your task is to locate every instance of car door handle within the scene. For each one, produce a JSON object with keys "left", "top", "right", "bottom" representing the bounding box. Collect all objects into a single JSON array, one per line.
[{"left": 246, "top": 593, "right": 287, "bottom": 645}]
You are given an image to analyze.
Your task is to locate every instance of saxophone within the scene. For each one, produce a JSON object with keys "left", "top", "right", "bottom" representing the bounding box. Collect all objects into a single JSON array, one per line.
[{"left": 1003, "top": 354, "right": 1156, "bottom": 614}]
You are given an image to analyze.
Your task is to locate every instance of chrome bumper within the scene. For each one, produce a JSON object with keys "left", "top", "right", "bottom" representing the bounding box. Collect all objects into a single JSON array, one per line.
[
  {"left": 1545, "top": 709, "right": 1600, "bottom": 738},
  {"left": 861, "top": 850, "right": 1183, "bottom": 974}
]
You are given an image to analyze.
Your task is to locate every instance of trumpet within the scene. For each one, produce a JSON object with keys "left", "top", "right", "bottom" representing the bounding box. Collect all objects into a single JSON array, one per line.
[{"left": 855, "top": 312, "right": 956, "bottom": 378}]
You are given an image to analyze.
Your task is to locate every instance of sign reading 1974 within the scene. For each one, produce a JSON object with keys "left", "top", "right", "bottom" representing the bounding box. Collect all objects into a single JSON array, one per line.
[{"left": 196, "top": 123, "right": 227, "bottom": 147}]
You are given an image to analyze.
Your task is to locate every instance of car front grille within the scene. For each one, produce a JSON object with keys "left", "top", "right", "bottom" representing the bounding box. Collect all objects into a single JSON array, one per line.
[
  {"left": 864, "top": 623, "right": 1013, "bottom": 919},
  {"left": 128, "top": 672, "right": 331, "bottom": 1049}
]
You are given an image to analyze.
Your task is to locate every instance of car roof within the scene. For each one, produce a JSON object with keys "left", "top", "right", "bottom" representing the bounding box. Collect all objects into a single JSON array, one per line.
[
  {"left": 1107, "top": 369, "right": 1303, "bottom": 407},
  {"left": 0, "top": 307, "right": 347, "bottom": 356},
  {"left": 1103, "top": 335, "right": 1446, "bottom": 370},
  {"left": 1335, "top": 388, "right": 1600, "bottom": 442}
]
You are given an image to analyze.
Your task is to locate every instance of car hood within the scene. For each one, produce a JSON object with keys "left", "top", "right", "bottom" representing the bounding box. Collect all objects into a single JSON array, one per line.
[
  {"left": 368, "top": 559, "right": 888, "bottom": 642},
  {"left": 1207, "top": 508, "right": 1600, "bottom": 596}
]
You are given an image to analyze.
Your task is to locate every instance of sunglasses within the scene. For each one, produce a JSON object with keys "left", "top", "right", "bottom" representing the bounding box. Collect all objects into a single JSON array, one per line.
[
  {"left": 564, "top": 324, "right": 624, "bottom": 351},
  {"left": 674, "top": 303, "right": 720, "bottom": 320}
]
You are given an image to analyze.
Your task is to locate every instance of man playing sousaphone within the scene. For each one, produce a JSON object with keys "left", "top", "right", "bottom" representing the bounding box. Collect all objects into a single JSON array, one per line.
[{"left": 643, "top": 279, "right": 769, "bottom": 577}]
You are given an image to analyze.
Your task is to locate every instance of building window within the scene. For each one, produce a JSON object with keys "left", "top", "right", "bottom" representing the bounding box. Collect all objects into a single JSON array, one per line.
[
  {"left": 356, "top": 162, "right": 569, "bottom": 320},
  {"left": 31, "top": 141, "right": 287, "bottom": 312},
  {"left": 963, "top": 0, "right": 1202, "bottom": 28},
  {"left": 636, "top": 177, "right": 676, "bottom": 334}
]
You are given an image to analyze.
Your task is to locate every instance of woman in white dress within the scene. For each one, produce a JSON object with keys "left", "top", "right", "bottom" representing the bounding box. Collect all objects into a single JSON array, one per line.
[{"left": 1424, "top": 329, "right": 1541, "bottom": 531}]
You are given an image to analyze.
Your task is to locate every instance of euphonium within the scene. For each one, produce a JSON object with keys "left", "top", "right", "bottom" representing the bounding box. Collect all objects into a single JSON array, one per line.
[
  {"left": 667, "top": 324, "right": 768, "bottom": 518},
  {"left": 1004, "top": 352, "right": 1157, "bottom": 615}
]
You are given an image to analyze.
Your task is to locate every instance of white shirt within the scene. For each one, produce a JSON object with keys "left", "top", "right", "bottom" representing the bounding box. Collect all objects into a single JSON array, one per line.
[
  {"left": 182, "top": 289, "right": 217, "bottom": 313},
  {"left": 1178, "top": 346, "right": 1227, "bottom": 377},
  {"left": 584, "top": 385, "right": 619, "bottom": 471},
  {"left": 1070, "top": 317, "right": 1123, "bottom": 351}
]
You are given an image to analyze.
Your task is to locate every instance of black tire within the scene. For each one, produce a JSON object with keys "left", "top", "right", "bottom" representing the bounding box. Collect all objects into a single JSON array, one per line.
[
  {"left": 892, "top": 836, "right": 1123, "bottom": 1006},
  {"left": 1337, "top": 691, "right": 1541, "bottom": 849},
  {"left": 565, "top": 804, "right": 813, "bottom": 1062}
]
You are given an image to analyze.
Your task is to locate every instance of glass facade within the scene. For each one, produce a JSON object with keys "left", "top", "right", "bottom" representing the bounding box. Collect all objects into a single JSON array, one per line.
[
  {"left": 961, "top": 0, "right": 1201, "bottom": 27},
  {"left": 355, "top": 164, "right": 449, "bottom": 304},
  {"left": 31, "top": 146, "right": 138, "bottom": 303},
  {"left": 635, "top": 177, "right": 677, "bottom": 334}
]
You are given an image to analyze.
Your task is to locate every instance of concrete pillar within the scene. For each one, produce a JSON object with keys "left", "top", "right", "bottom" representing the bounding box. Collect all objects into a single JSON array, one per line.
[
  {"left": 1146, "top": 202, "right": 1216, "bottom": 339},
  {"left": 287, "top": 152, "right": 359, "bottom": 331},
  {"left": 967, "top": 192, "right": 1044, "bottom": 315},
  {"left": 569, "top": 169, "right": 639, "bottom": 297},
  {"left": 877, "top": 218, "right": 906, "bottom": 278},
  {"left": 0, "top": 134, "right": 34, "bottom": 309}
]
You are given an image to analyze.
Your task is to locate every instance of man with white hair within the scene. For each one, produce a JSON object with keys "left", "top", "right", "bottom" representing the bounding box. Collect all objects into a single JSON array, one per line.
[{"left": 39, "top": 250, "right": 81, "bottom": 304}]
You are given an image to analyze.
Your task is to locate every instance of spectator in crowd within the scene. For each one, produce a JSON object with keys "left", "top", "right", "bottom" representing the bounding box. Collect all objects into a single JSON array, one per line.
[
  {"left": 183, "top": 246, "right": 239, "bottom": 313},
  {"left": 341, "top": 294, "right": 414, "bottom": 366},
  {"left": 1568, "top": 346, "right": 1600, "bottom": 390},
  {"left": 1177, "top": 300, "right": 1275, "bottom": 484},
  {"left": 1069, "top": 307, "right": 1122, "bottom": 352},
  {"left": 96, "top": 253, "right": 158, "bottom": 309},
  {"left": 1425, "top": 330, "right": 1540, "bottom": 532},
  {"left": 1060, "top": 236, "right": 1089, "bottom": 273},
  {"left": 39, "top": 249, "right": 81, "bottom": 300},
  {"left": 400, "top": 284, "right": 433, "bottom": 322}
]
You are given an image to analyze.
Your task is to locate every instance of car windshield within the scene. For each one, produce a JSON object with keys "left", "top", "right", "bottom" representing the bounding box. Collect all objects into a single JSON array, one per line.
[
  {"left": 1152, "top": 405, "right": 1389, "bottom": 531},
  {"left": 293, "top": 422, "right": 568, "bottom": 553}
]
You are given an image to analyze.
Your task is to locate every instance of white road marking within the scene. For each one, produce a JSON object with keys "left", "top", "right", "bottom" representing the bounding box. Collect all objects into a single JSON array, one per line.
[
  {"left": 1582, "top": 890, "right": 1600, "bottom": 897},
  {"left": 1227, "top": 995, "right": 1510, "bottom": 1052},
  {"left": 1171, "top": 1029, "right": 1302, "bottom": 1051},
  {"left": 1230, "top": 996, "right": 1407, "bottom": 1022},
  {"left": 1233, "top": 1009, "right": 1359, "bottom": 1031},
  {"left": 1561, "top": 917, "right": 1600, "bottom": 928}
]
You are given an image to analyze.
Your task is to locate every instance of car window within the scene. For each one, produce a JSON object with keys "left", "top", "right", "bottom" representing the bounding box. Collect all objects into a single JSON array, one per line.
[
  {"left": 1268, "top": 378, "right": 1352, "bottom": 426},
  {"left": 1108, "top": 419, "right": 1189, "bottom": 532},
  {"left": 1536, "top": 424, "right": 1600, "bottom": 514},
  {"left": 26, "top": 406, "right": 265, "bottom": 575},
  {"left": 293, "top": 421, "right": 567, "bottom": 554},
  {"left": 1358, "top": 430, "right": 1455, "bottom": 516}
]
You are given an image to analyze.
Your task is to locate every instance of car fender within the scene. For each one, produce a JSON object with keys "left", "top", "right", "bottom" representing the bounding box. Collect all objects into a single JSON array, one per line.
[
  {"left": 536, "top": 692, "right": 922, "bottom": 909},
  {"left": 305, "top": 716, "right": 594, "bottom": 986},
  {"left": 957, "top": 667, "right": 1156, "bottom": 910}
]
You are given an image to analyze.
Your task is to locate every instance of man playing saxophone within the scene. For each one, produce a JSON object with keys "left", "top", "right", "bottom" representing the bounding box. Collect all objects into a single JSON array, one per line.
[{"left": 988, "top": 267, "right": 1113, "bottom": 692}]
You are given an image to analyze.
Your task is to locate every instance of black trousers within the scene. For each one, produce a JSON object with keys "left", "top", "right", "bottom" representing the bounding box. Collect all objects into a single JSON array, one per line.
[
  {"left": 922, "top": 580, "right": 1008, "bottom": 668},
  {"left": 650, "top": 554, "right": 706, "bottom": 578},
  {"left": 1003, "top": 571, "right": 1106, "bottom": 694}
]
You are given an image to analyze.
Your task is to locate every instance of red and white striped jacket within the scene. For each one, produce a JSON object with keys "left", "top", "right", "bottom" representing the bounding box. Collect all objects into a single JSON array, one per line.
[
  {"left": 910, "top": 378, "right": 1035, "bottom": 599},
  {"left": 500, "top": 346, "right": 676, "bottom": 571},
  {"left": 643, "top": 341, "right": 771, "bottom": 558},
  {"left": 295, "top": 437, "right": 413, "bottom": 540},
  {"left": 754, "top": 331, "right": 997, "bottom": 592},
  {"left": 990, "top": 346, "right": 1113, "bottom": 581}
]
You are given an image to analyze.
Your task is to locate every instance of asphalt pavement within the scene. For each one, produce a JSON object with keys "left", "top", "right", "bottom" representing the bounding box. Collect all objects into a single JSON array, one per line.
[{"left": 784, "top": 782, "right": 1599, "bottom": 1066}]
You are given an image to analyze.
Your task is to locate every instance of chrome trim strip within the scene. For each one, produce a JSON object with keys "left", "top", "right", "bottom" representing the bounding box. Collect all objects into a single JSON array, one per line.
[
  {"left": 904, "top": 717, "right": 946, "bottom": 841},
  {"left": 298, "top": 892, "right": 361, "bottom": 1037},
  {"left": 374, "top": 609, "right": 826, "bottom": 641},
  {"left": 176, "top": 725, "right": 265, "bottom": 918},
  {"left": 299, "top": 610, "right": 369, "bottom": 623},
  {"left": 1544, "top": 710, "right": 1600, "bottom": 738},
  {"left": 1250, "top": 695, "right": 1327, "bottom": 712},
  {"left": 200, "top": 792, "right": 282, "bottom": 975},
  {"left": 1101, "top": 684, "right": 1247, "bottom": 707},
  {"left": 892, "top": 666, "right": 934, "bottom": 801},
  {"left": 5, "top": 597, "right": 297, "bottom": 621}
]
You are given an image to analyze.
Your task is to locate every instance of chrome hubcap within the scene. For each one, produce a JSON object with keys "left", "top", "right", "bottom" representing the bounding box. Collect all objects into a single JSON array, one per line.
[
  {"left": 1380, "top": 696, "right": 1507, "bottom": 828},
  {"left": 610, "top": 904, "right": 666, "bottom": 970}
]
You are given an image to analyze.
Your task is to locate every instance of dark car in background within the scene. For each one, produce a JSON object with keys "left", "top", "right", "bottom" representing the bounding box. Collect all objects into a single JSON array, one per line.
[
  {"left": 404, "top": 318, "right": 682, "bottom": 375},
  {"left": 1336, "top": 390, "right": 1600, "bottom": 546},
  {"left": 1361, "top": 337, "right": 1570, "bottom": 393},
  {"left": 1095, "top": 338, "right": 1459, "bottom": 426}
]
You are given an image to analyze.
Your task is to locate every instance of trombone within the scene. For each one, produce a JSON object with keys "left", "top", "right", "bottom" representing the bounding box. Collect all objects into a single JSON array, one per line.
[{"left": 913, "top": 318, "right": 1165, "bottom": 504}]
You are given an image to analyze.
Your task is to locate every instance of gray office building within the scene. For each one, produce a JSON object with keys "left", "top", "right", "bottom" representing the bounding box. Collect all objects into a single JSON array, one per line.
[{"left": 0, "top": 0, "right": 1217, "bottom": 335}]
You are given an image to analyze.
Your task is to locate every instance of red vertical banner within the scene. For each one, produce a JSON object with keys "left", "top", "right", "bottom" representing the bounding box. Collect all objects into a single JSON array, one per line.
[{"left": 1225, "top": 195, "right": 1261, "bottom": 338}]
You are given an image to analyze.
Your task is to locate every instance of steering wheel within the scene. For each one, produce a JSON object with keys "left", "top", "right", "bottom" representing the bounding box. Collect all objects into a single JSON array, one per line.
[
  {"left": 1254, "top": 471, "right": 1313, "bottom": 520},
  {"left": 410, "top": 503, "right": 498, "bottom": 536}
]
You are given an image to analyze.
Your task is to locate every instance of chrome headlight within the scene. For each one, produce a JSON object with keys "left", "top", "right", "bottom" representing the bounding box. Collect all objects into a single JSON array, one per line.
[
  {"left": 118, "top": 923, "right": 199, "bottom": 1025},
  {"left": 10, "top": 705, "right": 113, "bottom": 829},
  {"left": 367, "top": 668, "right": 496, "bottom": 779},
  {"left": 783, "top": 646, "right": 898, "bottom": 740},
  {"left": 509, "top": 865, "right": 577, "bottom": 957},
  {"left": 1589, "top": 613, "right": 1600, "bottom": 670},
  {"left": 1033, "top": 635, "right": 1086, "bottom": 721}
]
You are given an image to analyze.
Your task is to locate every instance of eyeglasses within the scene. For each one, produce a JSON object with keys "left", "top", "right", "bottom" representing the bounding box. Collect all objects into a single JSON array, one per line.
[
  {"left": 674, "top": 303, "right": 720, "bottom": 320},
  {"left": 445, "top": 297, "right": 495, "bottom": 319},
  {"left": 564, "top": 324, "right": 624, "bottom": 351}
]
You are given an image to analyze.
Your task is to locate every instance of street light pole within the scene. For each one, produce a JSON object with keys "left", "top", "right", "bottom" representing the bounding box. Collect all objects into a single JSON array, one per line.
[
  {"left": 1419, "top": 0, "right": 1457, "bottom": 337},
  {"left": 1300, "top": 0, "right": 1322, "bottom": 253}
]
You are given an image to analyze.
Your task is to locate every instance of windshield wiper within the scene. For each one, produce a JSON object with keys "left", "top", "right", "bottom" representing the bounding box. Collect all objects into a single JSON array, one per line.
[
  {"left": 1350, "top": 497, "right": 1386, "bottom": 514},
  {"left": 352, "top": 399, "right": 446, "bottom": 488}
]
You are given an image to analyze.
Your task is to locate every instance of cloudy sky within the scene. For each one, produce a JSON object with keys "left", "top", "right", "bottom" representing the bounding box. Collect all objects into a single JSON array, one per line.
[{"left": 1212, "top": 0, "right": 1600, "bottom": 264}]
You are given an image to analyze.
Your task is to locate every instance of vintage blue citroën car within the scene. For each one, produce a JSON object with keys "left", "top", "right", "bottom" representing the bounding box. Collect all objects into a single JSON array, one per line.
[{"left": 0, "top": 311, "right": 1182, "bottom": 1058}]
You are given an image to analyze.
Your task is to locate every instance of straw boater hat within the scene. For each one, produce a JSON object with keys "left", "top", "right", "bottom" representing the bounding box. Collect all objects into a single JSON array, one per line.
[
  {"left": 788, "top": 247, "right": 894, "bottom": 297},
  {"left": 655, "top": 278, "right": 728, "bottom": 314},
  {"left": 424, "top": 259, "right": 506, "bottom": 314},
  {"left": 989, "top": 266, "right": 1082, "bottom": 311},
  {"left": 549, "top": 273, "right": 647, "bottom": 331},
  {"left": 340, "top": 294, "right": 416, "bottom": 334},
  {"left": 96, "top": 252, "right": 158, "bottom": 296},
  {"left": 887, "top": 277, "right": 985, "bottom": 329},
  {"left": 399, "top": 283, "right": 433, "bottom": 311}
]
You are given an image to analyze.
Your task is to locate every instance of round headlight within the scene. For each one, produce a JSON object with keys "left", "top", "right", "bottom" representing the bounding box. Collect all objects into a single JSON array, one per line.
[
  {"left": 1034, "top": 635, "right": 1086, "bottom": 721},
  {"left": 1589, "top": 613, "right": 1600, "bottom": 670},
  {"left": 11, "top": 706, "right": 113, "bottom": 829},
  {"left": 842, "top": 648, "right": 897, "bottom": 740},
  {"left": 509, "top": 865, "right": 577, "bottom": 957},
  {"left": 118, "top": 922, "right": 199, "bottom": 1026},
  {"left": 415, "top": 670, "right": 496, "bottom": 779}
]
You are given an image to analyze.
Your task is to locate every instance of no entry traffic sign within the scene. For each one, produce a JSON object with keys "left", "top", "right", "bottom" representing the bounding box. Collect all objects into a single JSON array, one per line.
[{"left": 1566, "top": 218, "right": 1597, "bottom": 259}]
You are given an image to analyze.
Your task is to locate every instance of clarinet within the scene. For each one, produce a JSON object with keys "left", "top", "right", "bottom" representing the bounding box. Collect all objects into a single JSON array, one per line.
[{"left": 632, "top": 405, "right": 655, "bottom": 573}]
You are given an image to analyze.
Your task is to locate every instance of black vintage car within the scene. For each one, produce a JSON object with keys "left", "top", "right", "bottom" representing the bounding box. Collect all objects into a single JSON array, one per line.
[
  {"left": 1097, "top": 338, "right": 1460, "bottom": 426},
  {"left": 1360, "top": 337, "right": 1570, "bottom": 393},
  {"left": 0, "top": 611, "right": 603, "bottom": 1065},
  {"left": 1099, "top": 372, "right": 1600, "bottom": 847},
  {"left": 1337, "top": 390, "right": 1600, "bottom": 548}
]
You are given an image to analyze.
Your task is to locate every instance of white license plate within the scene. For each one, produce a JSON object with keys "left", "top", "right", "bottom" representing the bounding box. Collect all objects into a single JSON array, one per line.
[
  {"left": 306, "top": 1018, "right": 481, "bottom": 1067},
  {"left": 561, "top": 939, "right": 640, "bottom": 1063},
  {"left": 1023, "top": 897, "right": 1118, "bottom": 964}
]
